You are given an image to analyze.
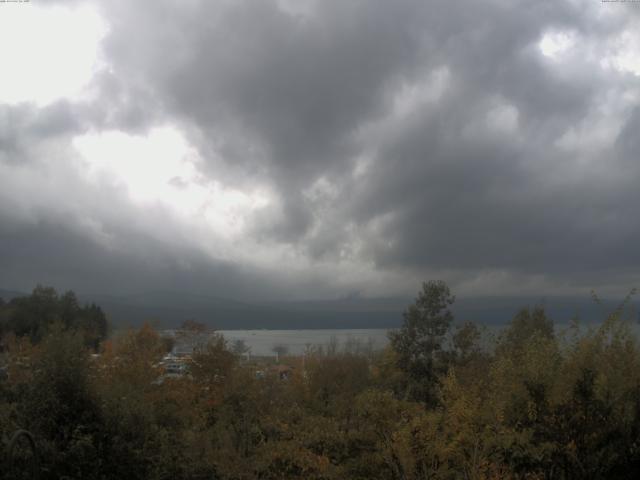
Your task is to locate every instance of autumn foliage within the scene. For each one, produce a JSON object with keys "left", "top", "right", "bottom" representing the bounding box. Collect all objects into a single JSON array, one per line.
[{"left": 1, "top": 283, "right": 640, "bottom": 479}]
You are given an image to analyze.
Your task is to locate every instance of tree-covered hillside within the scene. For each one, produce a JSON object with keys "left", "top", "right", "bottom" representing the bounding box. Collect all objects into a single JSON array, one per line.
[{"left": 1, "top": 282, "right": 640, "bottom": 479}]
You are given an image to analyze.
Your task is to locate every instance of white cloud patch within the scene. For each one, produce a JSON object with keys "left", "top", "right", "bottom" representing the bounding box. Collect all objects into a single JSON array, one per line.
[
  {"left": 0, "top": 4, "right": 107, "bottom": 106},
  {"left": 73, "top": 127, "right": 271, "bottom": 238},
  {"left": 538, "top": 30, "right": 576, "bottom": 59},
  {"left": 391, "top": 67, "right": 452, "bottom": 119},
  {"left": 602, "top": 30, "right": 640, "bottom": 76},
  {"left": 486, "top": 103, "right": 519, "bottom": 134}
]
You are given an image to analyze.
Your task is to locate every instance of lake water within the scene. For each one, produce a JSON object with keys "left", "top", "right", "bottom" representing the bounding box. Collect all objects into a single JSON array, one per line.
[
  {"left": 218, "top": 329, "right": 390, "bottom": 356},
  {"left": 173, "top": 320, "right": 640, "bottom": 357},
  {"left": 219, "top": 322, "right": 640, "bottom": 356}
]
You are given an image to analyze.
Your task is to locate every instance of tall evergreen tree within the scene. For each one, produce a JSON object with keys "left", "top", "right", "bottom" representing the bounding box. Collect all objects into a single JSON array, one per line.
[{"left": 389, "top": 280, "right": 455, "bottom": 405}]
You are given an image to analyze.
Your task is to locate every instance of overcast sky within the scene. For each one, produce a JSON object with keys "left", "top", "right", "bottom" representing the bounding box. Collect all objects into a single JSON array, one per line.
[{"left": 0, "top": 0, "right": 639, "bottom": 300}]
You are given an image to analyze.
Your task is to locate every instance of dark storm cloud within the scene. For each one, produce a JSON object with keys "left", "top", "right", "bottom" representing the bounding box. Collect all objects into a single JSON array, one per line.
[
  {"left": 97, "top": 0, "right": 437, "bottom": 238},
  {"left": 0, "top": 216, "right": 286, "bottom": 299},
  {"left": 1, "top": 0, "right": 639, "bottom": 298},
  {"left": 616, "top": 106, "right": 640, "bottom": 159},
  {"left": 84, "top": 70, "right": 164, "bottom": 133},
  {"left": 348, "top": 77, "right": 640, "bottom": 284},
  {"left": 0, "top": 101, "right": 81, "bottom": 164}
]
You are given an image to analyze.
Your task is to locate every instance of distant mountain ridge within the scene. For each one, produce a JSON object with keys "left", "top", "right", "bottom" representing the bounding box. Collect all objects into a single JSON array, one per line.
[
  {"left": 4, "top": 289, "right": 399, "bottom": 328},
  {"left": 1, "top": 288, "right": 636, "bottom": 329},
  {"left": 0, "top": 289, "right": 26, "bottom": 301},
  {"left": 84, "top": 291, "right": 404, "bottom": 330}
]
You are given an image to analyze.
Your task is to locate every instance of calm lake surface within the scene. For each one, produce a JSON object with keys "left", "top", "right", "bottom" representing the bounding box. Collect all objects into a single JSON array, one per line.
[
  {"left": 216, "top": 321, "right": 640, "bottom": 357},
  {"left": 218, "top": 329, "right": 390, "bottom": 356}
]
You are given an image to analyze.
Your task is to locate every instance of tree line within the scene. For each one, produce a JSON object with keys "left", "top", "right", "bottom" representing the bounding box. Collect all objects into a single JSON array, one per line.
[
  {"left": 0, "top": 285, "right": 108, "bottom": 349},
  {"left": 1, "top": 282, "right": 640, "bottom": 479}
]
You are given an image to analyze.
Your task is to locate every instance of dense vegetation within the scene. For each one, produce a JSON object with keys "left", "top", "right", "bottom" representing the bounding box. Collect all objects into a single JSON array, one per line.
[
  {"left": 0, "top": 286, "right": 108, "bottom": 349},
  {"left": 1, "top": 282, "right": 640, "bottom": 479}
]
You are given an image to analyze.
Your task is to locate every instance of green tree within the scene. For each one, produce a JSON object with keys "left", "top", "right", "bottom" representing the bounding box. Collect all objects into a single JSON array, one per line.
[
  {"left": 389, "top": 280, "right": 455, "bottom": 404},
  {"left": 79, "top": 303, "right": 109, "bottom": 350},
  {"left": 452, "top": 321, "right": 483, "bottom": 364},
  {"left": 272, "top": 344, "right": 289, "bottom": 362},
  {"left": 191, "top": 333, "right": 237, "bottom": 388},
  {"left": 231, "top": 338, "right": 251, "bottom": 358},
  {"left": 7, "top": 285, "right": 59, "bottom": 342},
  {"left": 498, "top": 305, "right": 554, "bottom": 355},
  {"left": 1, "top": 286, "right": 108, "bottom": 349},
  {"left": 19, "top": 326, "right": 104, "bottom": 479}
]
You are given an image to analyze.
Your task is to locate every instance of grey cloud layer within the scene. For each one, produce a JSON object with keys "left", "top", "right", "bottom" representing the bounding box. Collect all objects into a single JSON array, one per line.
[{"left": 1, "top": 0, "right": 639, "bottom": 298}]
